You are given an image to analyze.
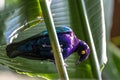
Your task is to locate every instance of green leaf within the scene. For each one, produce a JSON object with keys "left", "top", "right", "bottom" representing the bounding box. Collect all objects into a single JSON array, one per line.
[
  {"left": 103, "top": 42, "right": 120, "bottom": 79},
  {"left": 40, "top": 0, "right": 69, "bottom": 79},
  {"left": 68, "top": 0, "right": 107, "bottom": 79},
  {"left": 0, "top": 45, "right": 93, "bottom": 79},
  {"left": 3, "top": 0, "right": 43, "bottom": 44},
  {"left": 0, "top": 0, "right": 110, "bottom": 79},
  {"left": 0, "top": 45, "right": 58, "bottom": 78}
]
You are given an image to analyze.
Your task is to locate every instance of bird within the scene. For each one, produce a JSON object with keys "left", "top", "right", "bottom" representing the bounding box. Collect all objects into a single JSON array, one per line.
[{"left": 6, "top": 26, "right": 90, "bottom": 64}]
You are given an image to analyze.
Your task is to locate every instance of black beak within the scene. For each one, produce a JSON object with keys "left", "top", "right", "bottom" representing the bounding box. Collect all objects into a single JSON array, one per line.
[
  {"left": 75, "top": 60, "right": 81, "bottom": 65},
  {"left": 75, "top": 56, "right": 81, "bottom": 65}
]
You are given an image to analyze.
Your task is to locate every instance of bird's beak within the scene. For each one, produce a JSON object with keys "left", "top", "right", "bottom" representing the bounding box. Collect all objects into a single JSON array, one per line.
[
  {"left": 75, "top": 56, "right": 81, "bottom": 65},
  {"left": 75, "top": 60, "right": 81, "bottom": 65}
]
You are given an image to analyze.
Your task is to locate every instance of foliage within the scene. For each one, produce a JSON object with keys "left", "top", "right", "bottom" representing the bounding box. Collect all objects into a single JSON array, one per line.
[{"left": 0, "top": 0, "right": 118, "bottom": 80}]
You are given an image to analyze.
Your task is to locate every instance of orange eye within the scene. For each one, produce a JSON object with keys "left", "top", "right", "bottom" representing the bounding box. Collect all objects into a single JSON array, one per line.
[{"left": 81, "top": 50, "right": 86, "bottom": 55}]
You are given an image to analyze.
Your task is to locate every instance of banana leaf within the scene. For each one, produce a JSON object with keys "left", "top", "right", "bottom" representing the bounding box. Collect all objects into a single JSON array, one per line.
[{"left": 0, "top": 0, "right": 113, "bottom": 79}]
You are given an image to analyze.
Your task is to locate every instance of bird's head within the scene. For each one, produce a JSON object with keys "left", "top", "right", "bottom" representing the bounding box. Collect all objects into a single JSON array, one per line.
[{"left": 76, "top": 40, "right": 90, "bottom": 65}]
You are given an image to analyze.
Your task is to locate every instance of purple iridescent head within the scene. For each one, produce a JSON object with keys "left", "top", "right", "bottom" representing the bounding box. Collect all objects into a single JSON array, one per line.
[{"left": 76, "top": 40, "right": 90, "bottom": 65}]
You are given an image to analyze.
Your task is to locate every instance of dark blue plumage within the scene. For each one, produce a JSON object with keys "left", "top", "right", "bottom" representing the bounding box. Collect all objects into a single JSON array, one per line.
[{"left": 6, "top": 26, "right": 90, "bottom": 64}]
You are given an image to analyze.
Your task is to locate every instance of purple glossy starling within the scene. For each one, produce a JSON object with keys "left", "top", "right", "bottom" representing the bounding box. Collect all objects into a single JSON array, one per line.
[{"left": 6, "top": 26, "right": 90, "bottom": 64}]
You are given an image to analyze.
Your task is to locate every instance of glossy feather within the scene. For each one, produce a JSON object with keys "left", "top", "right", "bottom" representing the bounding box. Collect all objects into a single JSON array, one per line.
[{"left": 6, "top": 26, "right": 90, "bottom": 63}]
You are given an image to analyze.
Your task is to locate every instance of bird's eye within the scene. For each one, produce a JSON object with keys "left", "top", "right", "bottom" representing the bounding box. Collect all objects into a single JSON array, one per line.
[{"left": 81, "top": 50, "right": 86, "bottom": 55}]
